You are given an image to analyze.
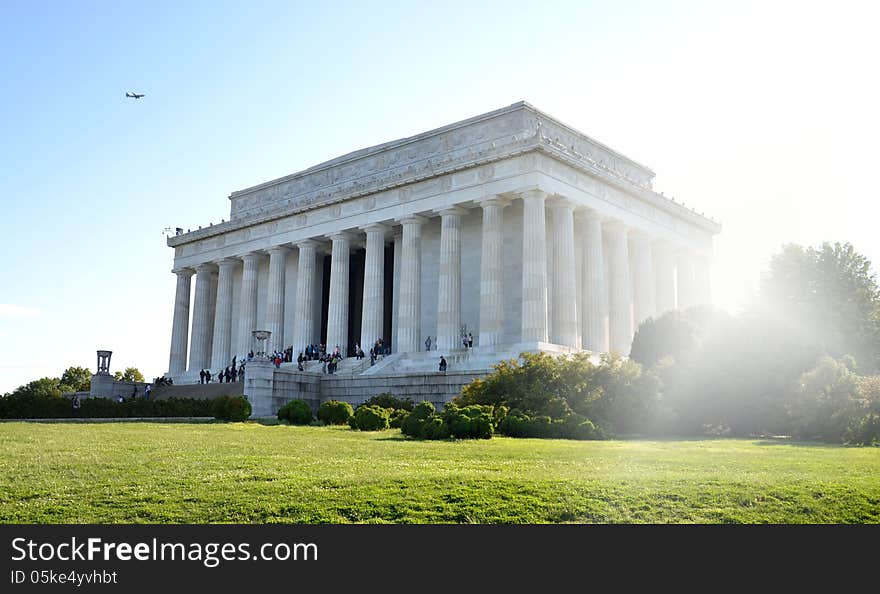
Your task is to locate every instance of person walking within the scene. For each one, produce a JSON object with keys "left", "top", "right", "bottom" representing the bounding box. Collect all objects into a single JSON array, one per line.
[
  {"left": 439, "top": 356, "right": 447, "bottom": 373},
  {"left": 144, "top": 384, "right": 152, "bottom": 399},
  {"left": 199, "top": 369, "right": 205, "bottom": 384},
  {"left": 425, "top": 336, "right": 432, "bottom": 352},
  {"left": 71, "top": 394, "right": 81, "bottom": 416}
]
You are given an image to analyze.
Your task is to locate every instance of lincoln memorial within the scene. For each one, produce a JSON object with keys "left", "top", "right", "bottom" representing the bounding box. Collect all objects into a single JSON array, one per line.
[{"left": 165, "top": 102, "right": 719, "bottom": 416}]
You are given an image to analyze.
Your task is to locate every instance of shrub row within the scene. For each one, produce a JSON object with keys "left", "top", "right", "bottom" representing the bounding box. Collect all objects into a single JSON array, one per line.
[
  {"left": 498, "top": 409, "right": 604, "bottom": 440},
  {"left": 400, "top": 402, "right": 497, "bottom": 440},
  {"left": 0, "top": 394, "right": 251, "bottom": 422}
]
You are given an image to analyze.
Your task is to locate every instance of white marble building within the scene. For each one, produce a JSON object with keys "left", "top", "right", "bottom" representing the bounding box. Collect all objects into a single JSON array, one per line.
[{"left": 165, "top": 102, "right": 719, "bottom": 413}]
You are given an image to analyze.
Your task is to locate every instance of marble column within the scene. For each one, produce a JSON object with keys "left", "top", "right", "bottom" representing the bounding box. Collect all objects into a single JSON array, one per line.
[
  {"left": 436, "top": 207, "right": 466, "bottom": 352},
  {"left": 188, "top": 263, "right": 215, "bottom": 372},
  {"left": 360, "top": 224, "right": 387, "bottom": 350},
  {"left": 210, "top": 258, "right": 236, "bottom": 371},
  {"left": 326, "top": 232, "right": 352, "bottom": 357},
  {"left": 577, "top": 209, "right": 608, "bottom": 352},
  {"left": 478, "top": 196, "right": 509, "bottom": 348},
  {"left": 521, "top": 189, "right": 549, "bottom": 343},
  {"left": 291, "top": 240, "right": 318, "bottom": 352},
  {"left": 391, "top": 232, "right": 402, "bottom": 353},
  {"left": 654, "top": 242, "right": 676, "bottom": 317},
  {"left": 265, "top": 246, "right": 288, "bottom": 354},
  {"left": 168, "top": 268, "right": 193, "bottom": 375},
  {"left": 676, "top": 251, "right": 696, "bottom": 310},
  {"left": 397, "top": 216, "right": 425, "bottom": 353},
  {"left": 237, "top": 252, "right": 260, "bottom": 357},
  {"left": 606, "top": 221, "right": 632, "bottom": 355},
  {"left": 550, "top": 198, "right": 578, "bottom": 348},
  {"left": 693, "top": 254, "right": 712, "bottom": 306},
  {"left": 631, "top": 232, "right": 656, "bottom": 328}
]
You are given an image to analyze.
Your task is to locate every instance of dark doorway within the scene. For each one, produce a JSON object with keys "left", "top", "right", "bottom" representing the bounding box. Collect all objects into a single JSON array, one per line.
[
  {"left": 383, "top": 243, "right": 394, "bottom": 349},
  {"left": 320, "top": 253, "right": 331, "bottom": 346},
  {"left": 348, "top": 249, "right": 365, "bottom": 355}
]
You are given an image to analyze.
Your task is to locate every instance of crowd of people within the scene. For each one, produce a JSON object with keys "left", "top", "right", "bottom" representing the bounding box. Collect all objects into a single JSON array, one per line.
[
  {"left": 182, "top": 332, "right": 458, "bottom": 383},
  {"left": 198, "top": 356, "right": 245, "bottom": 384}
]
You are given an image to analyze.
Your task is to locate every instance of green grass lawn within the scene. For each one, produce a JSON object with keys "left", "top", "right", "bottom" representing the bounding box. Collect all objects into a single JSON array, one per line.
[{"left": 1, "top": 422, "right": 878, "bottom": 523}]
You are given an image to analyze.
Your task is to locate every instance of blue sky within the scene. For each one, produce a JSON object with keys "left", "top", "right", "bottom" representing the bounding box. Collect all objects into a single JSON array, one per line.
[{"left": 2, "top": 0, "right": 878, "bottom": 392}]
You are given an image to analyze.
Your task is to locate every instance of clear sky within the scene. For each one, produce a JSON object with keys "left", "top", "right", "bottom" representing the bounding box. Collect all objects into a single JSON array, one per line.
[{"left": 2, "top": 0, "right": 878, "bottom": 393}]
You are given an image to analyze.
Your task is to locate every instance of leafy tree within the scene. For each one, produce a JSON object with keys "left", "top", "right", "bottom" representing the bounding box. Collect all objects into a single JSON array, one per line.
[
  {"left": 630, "top": 306, "right": 728, "bottom": 368},
  {"left": 60, "top": 366, "right": 91, "bottom": 392},
  {"left": 113, "top": 367, "right": 145, "bottom": 383},
  {"left": 759, "top": 242, "right": 880, "bottom": 372},
  {"left": 9, "top": 377, "right": 63, "bottom": 399},
  {"left": 456, "top": 352, "right": 660, "bottom": 436}
]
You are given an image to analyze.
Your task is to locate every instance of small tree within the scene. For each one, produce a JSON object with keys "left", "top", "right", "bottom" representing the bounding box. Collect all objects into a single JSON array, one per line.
[
  {"left": 113, "top": 367, "right": 145, "bottom": 383},
  {"left": 277, "top": 399, "right": 313, "bottom": 425},
  {"left": 60, "top": 366, "right": 92, "bottom": 392},
  {"left": 317, "top": 400, "right": 354, "bottom": 425}
]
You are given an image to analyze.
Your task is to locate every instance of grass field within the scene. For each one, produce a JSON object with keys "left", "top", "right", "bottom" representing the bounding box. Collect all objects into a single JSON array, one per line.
[{"left": 1, "top": 422, "right": 878, "bottom": 523}]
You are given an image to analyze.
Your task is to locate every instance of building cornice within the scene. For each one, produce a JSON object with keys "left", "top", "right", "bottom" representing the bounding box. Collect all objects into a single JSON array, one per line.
[{"left": 168, "top": 102, "right": 719, "bottom": 248}]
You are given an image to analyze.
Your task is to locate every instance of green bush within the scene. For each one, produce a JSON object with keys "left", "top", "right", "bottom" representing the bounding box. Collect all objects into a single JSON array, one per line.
[
  {"left": 277, "top": 400, "right": 313, "bottom": 425},
  {"left": 419, "top": 416, "right": 450, "bottom": 440},
  {"left": 390, "top": 408, "right": 409, "bottom": 429},
  {"left": 213, "top": 396, "right": 252, "bottom": 422},
  {"left": 456, "top": 351, "right": 657, "bottom": 438},
  {"left": 400, "top": 401, "right": 436, "bottom": 437},
  {"left": 317, "top": 400, "right": 354, "bottom": 425},
  {"left": 362, "top": 393, "right": 414, "bottom": 411},
  {"left": 350, "top": 405, "right": 391, "bottom": 431},
  {"left": 845, "top": 413, "right": 880, "bottom": 445},
  {"left": 497, "top": 409, "right": 603, "bottom": 440},
  {"left": 441, "top": 403, "right": 495, "bottom": 439}
]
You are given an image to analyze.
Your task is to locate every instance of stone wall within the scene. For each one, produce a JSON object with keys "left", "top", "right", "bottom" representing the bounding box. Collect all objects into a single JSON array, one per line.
[{"left": 244, "top": 359, "right": 484, "bottom": 417}]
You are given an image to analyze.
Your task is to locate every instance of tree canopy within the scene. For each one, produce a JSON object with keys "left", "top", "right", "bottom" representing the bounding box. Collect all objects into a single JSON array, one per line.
[
  {"left": 60, "top": 366, "right": 91, "bottom": 392},
  {"left": 758, "top": 242, "right": 880, "bottom": 372},
  {"left": 113, "top": 367, "right": 145, "bottom": 383}
]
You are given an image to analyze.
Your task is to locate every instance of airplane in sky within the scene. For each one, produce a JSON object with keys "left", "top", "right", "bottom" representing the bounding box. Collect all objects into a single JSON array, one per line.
[{"left": 125, "top": 92, "right": 145, "bottom": 99}]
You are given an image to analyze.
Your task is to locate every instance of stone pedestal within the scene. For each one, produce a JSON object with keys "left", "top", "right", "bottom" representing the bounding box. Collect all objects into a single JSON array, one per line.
[{"left": 243, "top": 359, "right": 275, "bottom": 418}]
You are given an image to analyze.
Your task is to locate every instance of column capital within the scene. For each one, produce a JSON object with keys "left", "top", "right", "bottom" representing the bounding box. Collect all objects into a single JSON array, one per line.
[
  {"left": 628, "top": 228, "right": 653, "bottom": 244},
  {"left": 574, "top": 207, "right": 603, "bottom": 223},
  {"left": 397, "top": 214, "right": 428, "bottom": 226},
  {"left": 214, "top": 257, "right": 238, "bottom": 269},
  {"left": 519, "top": 188, "right": 548, "bottom": 201},
  {"left": 547, "top": 196, "right": 576, "bottom": 211},
  {"left": 359, "top": 222, "right": 390, "bottom": 235},
  {"left": 296, "top": 239, "right": 320, "bottom": 250},
  {"left": 172, "top": 267, "right": 194, "bottom": 277},
  {"left": 326, "top": 230, "right": 355, "bottom": 243},
  {"left": 266, "top": 245, "right": 290, "bottom": 256},
  {"left": 479, "top": 195, "right": 511, "bottom": 209},
  {"left": 434, "top": 205, "right": 468, "bottom": 217},
  {"left": 195, "top": 262, "right": 217, "bottom": 274},
  {"left": 603, "top": 219, "right": 627, "bottom": 234},
  {"left": 240, "top": 252, "right": 262, "bottom": 265}
]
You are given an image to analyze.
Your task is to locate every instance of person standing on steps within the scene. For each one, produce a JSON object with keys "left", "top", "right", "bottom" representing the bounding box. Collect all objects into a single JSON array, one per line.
[{"left": 439, "top": 355, "right": 447, "bottom": 373}]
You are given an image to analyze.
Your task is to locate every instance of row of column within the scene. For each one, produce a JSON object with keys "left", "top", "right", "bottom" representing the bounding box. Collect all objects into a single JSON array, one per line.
[{"left": 168, "top": 190, "right": 711, "bottom": 374}]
